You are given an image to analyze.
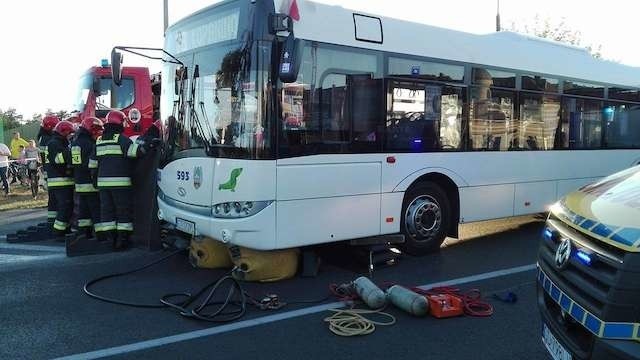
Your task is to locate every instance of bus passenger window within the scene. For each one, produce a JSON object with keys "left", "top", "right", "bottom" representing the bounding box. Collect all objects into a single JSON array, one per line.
[
  {"left": 469, "top": 87, "right": 516, "bottom": 150},
  {"left": 385, "top": 82, "right": 463, "bottom": 152},
  {"left": 604, "top": 103, "right": 640, "bottom": 148},
  {"left": 518, "top": 94, "right": 561, "bottom": 150},
  {"left": 319, "top": 74, "right": 349, "bottom": 144},
  {"left": 560, "top": 98, "right": 602, "bottom": 149},
  {"left": 350, "top": 75, "right": 382, "bottom": 147}
]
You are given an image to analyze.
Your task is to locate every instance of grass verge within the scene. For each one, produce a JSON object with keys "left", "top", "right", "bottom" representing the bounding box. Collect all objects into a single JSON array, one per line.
[{"left": 0, "top": 185, "right": 48, "bottom": 211}]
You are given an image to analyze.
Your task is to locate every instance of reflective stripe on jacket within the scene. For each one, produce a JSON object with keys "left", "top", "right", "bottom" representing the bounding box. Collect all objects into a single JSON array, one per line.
[{"left": 92, "top": 133, "right": 141, "bottom": 189}]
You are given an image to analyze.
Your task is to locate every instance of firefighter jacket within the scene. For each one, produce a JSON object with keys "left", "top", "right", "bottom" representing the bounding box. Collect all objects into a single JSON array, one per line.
[
  {"left": 45, "top": 134, "right": 73, "bottom": 188},
  {"left": 70, "top": 128, "right": 98, "bottom": 194},
  {"left": 38, "top": 128, "right": 53, "bottom": 164},
  {"left": 91, "top": 131, "right": 144, "bottom": 188}
]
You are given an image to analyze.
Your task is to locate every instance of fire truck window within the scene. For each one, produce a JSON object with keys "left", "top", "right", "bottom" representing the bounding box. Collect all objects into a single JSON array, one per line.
[{"left": 96, "top": 78, "right": 135, "bottom": 110}]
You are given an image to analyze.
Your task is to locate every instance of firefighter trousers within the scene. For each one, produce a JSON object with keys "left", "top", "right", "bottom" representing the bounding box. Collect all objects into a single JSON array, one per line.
[
  {"left": 77, "top": 192, "right": 101, "bottom": 236},
  {"left": 49, "top": 187, "right": 74, "bottom": 236},
  {"left": 47, "top": 189, "right": 57, "bottom": 224},
  {"left": 96, "top": 188, "right": 133, "bottom": 239}
]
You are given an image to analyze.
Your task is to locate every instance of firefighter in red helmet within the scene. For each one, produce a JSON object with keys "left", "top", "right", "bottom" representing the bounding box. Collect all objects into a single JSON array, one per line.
[
  {"left": 38, "top": 114, "right": 60, "bottom": 224},
  {"left": 45, "top": 120, "right": 76, "bottom": 239},
  {"left": 91, "top": 110, "right": 148, "bottom": 250},
  {"left": 70, "top": 117, "right": 104, "bottom": 242}
]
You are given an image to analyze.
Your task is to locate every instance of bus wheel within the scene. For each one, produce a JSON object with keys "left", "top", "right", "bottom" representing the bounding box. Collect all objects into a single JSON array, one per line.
[{"left": 399, "top": 181, "right": 450, "bottom": 256}]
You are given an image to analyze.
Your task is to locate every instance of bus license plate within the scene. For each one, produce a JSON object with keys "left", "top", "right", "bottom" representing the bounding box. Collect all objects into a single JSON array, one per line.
[
  {"left": 175, "top": 218, "right": 196, "bottom": 236},
  {"left": 542, "top": 324, "right": 572, "bottom": 360}
]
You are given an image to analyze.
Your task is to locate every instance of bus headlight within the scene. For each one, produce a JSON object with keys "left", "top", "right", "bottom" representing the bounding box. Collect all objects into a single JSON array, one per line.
[{"left": 212, "top": 201, "right": 272, "bottom": 218}]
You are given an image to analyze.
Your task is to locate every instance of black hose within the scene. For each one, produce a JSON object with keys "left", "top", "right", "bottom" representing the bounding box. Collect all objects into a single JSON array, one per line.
[
  {"left": 161, "top": 275, "right": 247, "bottom": 322},
  {"left": 83, "top": 249, "right": 185, "bottom": 308},
  {"left": 84, "top": 248, "right": 331, "bottom": 323},
  {"left": 83, "top": 249, "right": 247, "bottom": 322}
]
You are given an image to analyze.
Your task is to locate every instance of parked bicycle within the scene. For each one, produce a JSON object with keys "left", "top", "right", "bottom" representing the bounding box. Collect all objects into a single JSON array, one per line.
[{"left": 8, "top": 161, "right": 29, "bottom": 187}]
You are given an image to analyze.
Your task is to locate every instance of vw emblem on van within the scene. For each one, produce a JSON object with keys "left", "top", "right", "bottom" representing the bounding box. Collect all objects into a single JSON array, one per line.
[
  {"left": 193, "top": 166, "right": 203, "bottom": 189},
  {"left": 177, "top": 187, "right": 187, "bottom": 197},
  {"left": 555, "top": 238, "right": 572, "bottom": 269}
]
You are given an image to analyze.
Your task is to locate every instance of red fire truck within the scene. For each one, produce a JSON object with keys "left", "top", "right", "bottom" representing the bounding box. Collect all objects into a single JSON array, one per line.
[{"left": 73, "top": 60, "right": 160, "bottom": 137}]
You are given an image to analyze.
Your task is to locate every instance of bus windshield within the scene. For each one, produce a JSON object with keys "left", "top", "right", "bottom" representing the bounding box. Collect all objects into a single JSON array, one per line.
[{"left": 162, "top": 1, "right": 271, "bottom": 160}]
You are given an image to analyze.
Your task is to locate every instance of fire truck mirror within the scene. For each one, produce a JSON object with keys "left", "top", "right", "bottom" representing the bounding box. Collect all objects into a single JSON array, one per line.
[
  {"left": 111, "top": 48, "right": 123, "bottom": 87},
  {"left": 92, "top": 77, "right": 100, "bottom": 94}
]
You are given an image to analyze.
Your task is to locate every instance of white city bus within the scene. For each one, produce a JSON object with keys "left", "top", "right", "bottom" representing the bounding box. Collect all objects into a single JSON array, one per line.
[{"left": 155, "top": 0, "right": 640, "bottom": 255}]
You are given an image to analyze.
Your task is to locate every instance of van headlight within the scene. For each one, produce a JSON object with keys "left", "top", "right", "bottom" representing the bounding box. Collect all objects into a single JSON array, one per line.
[{"left": 212, "top": 201, "right": 272, "bottom": 218}]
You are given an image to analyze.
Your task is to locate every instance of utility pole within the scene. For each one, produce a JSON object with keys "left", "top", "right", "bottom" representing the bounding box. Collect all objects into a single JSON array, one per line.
[
  {"left": 496, "top": 0, "right": 501, "bottom": 32},
  {"left": 163, "top": 0, "right": 169, "bottom": 36}
]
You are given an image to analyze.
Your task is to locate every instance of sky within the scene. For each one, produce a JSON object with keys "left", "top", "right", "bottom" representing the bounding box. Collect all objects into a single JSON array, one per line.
[{"left": 1, "top": 0, "right": 639, "bottom": 118}]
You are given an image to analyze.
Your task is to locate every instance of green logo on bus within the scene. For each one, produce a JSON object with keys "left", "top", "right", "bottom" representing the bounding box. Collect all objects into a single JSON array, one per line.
[{"left": 219, "top": 168, "right": 243, "bottom": 192}]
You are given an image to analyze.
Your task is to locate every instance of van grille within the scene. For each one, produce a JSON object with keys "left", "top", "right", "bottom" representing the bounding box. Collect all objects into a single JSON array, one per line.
[{"left": 538, "top": 215, "right": 626, "bottom": 320}]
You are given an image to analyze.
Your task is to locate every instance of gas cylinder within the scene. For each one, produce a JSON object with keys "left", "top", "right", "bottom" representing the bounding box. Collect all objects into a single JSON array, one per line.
[
  {"left": 353, "top": 276, "right": 387, "bottom": 309},
  {"left": 387, "top": 285, "right": 429, "bottom": 316}
]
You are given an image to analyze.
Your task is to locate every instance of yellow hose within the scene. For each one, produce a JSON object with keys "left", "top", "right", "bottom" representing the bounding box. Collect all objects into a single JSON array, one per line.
[{"left": 323, "top": 307, "right": 396, "bottom": 336}]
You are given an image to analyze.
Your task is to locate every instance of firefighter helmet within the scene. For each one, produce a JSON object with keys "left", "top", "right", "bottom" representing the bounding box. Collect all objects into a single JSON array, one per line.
[
  {"left": 53, "top": 120, "right": 75, "bottom": 138},
  {"left": 105, "top": 110, "right": 127, "bottom": 126},
  {"left": 42, "top": 115, "right": 60, "bottom": 131},
  {"left": 81, "top": 117, "right": 104, "bottom": 138},
  {"left": 64, "top": 115, "right": 81, "bottom": 124}
]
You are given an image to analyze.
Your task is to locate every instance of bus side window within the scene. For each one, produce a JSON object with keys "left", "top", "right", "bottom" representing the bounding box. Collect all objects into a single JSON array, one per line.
[
  {"left": 469, "top": 87, "right": 516, "bottom": 151},
  {"left": 518, "top": 93, "right": 561, "bottom": 151},
  {"left": 350, "top": 75, "right": 383, "bottom": 150},
  {"left": 604, "top": 103, "right": 640, "bottom": 149},
  {"left": 560, "top": 98, "right": 602, "bottom": 149},
  {"left": 319, "top": 73, "right": 350, "bottom": 144}
]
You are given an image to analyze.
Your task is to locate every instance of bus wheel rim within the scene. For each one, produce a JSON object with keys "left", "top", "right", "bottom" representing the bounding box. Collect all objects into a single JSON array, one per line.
[{"left": 405, "top": 195, "right": 442, "bottom": 242}]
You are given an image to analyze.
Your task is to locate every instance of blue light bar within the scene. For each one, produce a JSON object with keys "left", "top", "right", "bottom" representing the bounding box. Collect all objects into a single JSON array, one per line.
[
  {"left": 413, "top": 139, "right": 422, "bottom": 144},
  {"left": 543, "top": 227, "right": 554, "bottom": 240},
  {"left": 101, "top": 59, "right": 109, "bottom": 67},
  {"left": 576, "top": 249, "right": 593, "bottom": 266}
]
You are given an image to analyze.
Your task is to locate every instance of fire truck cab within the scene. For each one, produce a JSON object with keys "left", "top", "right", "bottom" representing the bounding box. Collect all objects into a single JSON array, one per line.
[{"left": 74, "top": 61, "right": 160, "bottom": 137}]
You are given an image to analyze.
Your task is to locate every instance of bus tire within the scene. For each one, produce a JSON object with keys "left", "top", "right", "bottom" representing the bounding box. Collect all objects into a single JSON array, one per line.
[{"left": 399, "top": 181, "right": 450, "bottom": 256}]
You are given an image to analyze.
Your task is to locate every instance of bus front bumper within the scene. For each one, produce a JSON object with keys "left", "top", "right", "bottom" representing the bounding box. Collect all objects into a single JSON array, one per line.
[{"left": 157, "top": 196, "right": 277, "bottom": 250}]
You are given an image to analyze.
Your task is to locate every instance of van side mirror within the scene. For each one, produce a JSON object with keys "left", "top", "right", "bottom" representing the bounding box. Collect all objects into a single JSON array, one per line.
[
  {"left": 111, "top": 48, "right": 123, "bottom": 87},
  {"left": 279, "top": 34, "right": 302, "bottom": 83}
]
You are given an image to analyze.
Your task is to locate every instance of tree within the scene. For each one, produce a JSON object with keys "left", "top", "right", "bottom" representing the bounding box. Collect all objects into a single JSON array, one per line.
[
  {"left": 45, "top": 109, "right": 70, "bottom": 121},
  {"left": 0, "top": 108, "right": 24, "bottom": 130},
  {"left": 30, "top": 113, "right": 43, "bottom": 125},
  {"left": 509, "top": 15, "right": 602, "bottom": 59}
]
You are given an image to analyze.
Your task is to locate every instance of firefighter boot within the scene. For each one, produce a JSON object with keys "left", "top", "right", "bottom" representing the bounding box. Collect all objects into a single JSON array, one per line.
[
  {"left": 113, "top": 231, "right": 131, "bottom": 251},
  {"left": 53, "top": 229, "right": 69, "bottom": 243}
]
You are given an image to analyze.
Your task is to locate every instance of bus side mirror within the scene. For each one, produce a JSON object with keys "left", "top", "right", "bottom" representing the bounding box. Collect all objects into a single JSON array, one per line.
[
  {"left": 269, "top": 13, "right": 293, "bottom": 34},
  {"left": 279, "top": 34, "right": 302, "bottom": 83},
  {"left": 111, "top": 48, "right": 123, "bottom": 87}
]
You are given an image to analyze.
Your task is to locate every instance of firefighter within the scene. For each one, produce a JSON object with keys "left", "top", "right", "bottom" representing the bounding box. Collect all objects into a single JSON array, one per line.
[
  {"left": 71, "top": 116, "right": 104, "bottom": 241},
  {"left": 92, "top": 110, "right": 149, "bottom": 250},
  {"left": 45, "top": 120, "right": 75, "bottom": 239},
  {"left": 38, "top": 115, "right": 60, "bottom": 224}
]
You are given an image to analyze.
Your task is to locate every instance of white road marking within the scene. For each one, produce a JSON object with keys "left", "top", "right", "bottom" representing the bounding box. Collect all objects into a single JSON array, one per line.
[
  {"left": 55, "top": 263, "right": 537, "bottom": 360},
  {"left": 0, "top": 253, "right": 66, "bottom": 264},
  {"left": 0, "top": 243, "right": 65, "bottom": 253}
]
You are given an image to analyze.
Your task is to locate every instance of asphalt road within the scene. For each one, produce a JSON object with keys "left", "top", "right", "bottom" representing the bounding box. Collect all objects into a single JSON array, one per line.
[{"left": 0, "top": 214, "right": 551, "bottom": 360}]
